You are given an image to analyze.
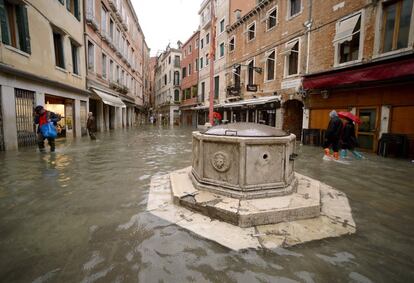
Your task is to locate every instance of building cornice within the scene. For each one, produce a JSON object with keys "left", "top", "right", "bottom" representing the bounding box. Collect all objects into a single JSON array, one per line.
[{"left": 227, "top": 0, "right": 272, "bottom": 33}]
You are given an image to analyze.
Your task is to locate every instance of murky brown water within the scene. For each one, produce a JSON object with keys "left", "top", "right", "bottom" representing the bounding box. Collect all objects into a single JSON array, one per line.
[{"left": 0, "top": 126, "right": 413, "bottom": 283}]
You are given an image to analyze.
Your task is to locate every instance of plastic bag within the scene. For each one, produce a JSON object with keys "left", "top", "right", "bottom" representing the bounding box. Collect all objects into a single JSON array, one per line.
[{"left": 40, "top": 122, "right": 57, "bottom": 139}]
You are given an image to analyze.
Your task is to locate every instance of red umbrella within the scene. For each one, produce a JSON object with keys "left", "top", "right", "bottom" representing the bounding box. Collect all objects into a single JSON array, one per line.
[
  {"left": 213, "top": 112, "right": 222, "bottom": 120},
  {"left": 338, "top": 111, "right": 361, "bottom": 125}
]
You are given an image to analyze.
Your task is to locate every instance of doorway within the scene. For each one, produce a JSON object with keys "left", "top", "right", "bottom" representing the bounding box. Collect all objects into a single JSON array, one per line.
[
  {"left": 357, "top": 107, "right": 379, "bottom": 151},
  {"left": 283, "top": 100, "right": 304, "bottom": 140}
]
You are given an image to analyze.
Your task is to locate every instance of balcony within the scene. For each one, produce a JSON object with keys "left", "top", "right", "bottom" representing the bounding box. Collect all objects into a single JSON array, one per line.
[
  {"left": 85, "top": 11, "right": 99, "bottom": 31},
  {"left": 226, "top": 85, "right": 241, "bottom": 97},
  {"left": 108, "top": 0, "right": 117, "bottom": 11},
  {"left": 122, "top": 22, "right": 128, "bottom": 31}
]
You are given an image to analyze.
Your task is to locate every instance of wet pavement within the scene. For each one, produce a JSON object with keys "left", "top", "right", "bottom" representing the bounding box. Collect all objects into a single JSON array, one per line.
[{"left": 0, "top": 126, "right": 413, "bottom": 283}]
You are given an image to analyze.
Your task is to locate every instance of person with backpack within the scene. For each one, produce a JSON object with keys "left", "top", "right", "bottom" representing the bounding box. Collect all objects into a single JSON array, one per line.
[
  {"left": 323, "top": 110, "right": 343, "bottom": 160},
  {"left": 34, "top": 105, "right": 61, "bottom": 152},
  {"left": 340, "top": 118, "right": 363, "bottom": 159}
]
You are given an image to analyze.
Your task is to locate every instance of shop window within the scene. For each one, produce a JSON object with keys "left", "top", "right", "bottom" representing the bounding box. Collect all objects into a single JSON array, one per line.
[
  {"left": 289, "top": 0, "right": 301, "bottom": 17},
  {"left": 381, "top": 0, "right": 413, "bottom": 53},
  {"left": 334, "top": 13, "right": 362, "bottom": 64},
  {"left": 267, "top": 7, "right": 277, "bottom": 30},
  {"left": 71, "top": 40, "right": 79, "bottom": 75},
  {"left": 214, "top": 76, "right": 219, "bottom": 99},
  {"left": 247, "top": 22, "right": 256, "bottom": 41},
  {"left": 266, "top": 50, "right": 275, "bottom": 81},
  {"left": 229, "top": 36, "right": 235, "bottom": 52},
  {"left": 0, "top": 1, "right": 31, "bottom": 54},
  {"left": 53, "top": 31, "right": 65, "bottom": 69},
  {"left": 102, "top": 53, "right": 107, "bottom": 79},
  {"left": 67, "top": 0, "right": 80, "bottom": 20},
  {"left": 87, "top": 40, "right": 94, "bottom": 71},
  {"left": 283, "top": 40, "right": 299, "bottom": 76}
]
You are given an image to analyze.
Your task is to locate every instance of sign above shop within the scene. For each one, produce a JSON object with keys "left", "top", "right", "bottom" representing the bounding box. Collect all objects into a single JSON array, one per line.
[
  {"left": 246, "top": 84, "right": 258, "bottom": 92},
  {"left": 281, "top": 78, "right": 301, "bottom": 90}
]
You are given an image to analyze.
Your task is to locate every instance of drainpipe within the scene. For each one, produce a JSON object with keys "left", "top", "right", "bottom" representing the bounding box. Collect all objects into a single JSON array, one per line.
[
  {"left": 305, "top": 0, "right": 313, "bottom": 74},
  {"left": 208, "top": 0, "right": 216, "bottom": 125}
]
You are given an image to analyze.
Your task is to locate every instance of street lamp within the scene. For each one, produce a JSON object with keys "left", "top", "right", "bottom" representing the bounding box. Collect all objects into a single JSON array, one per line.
[{"left": 232, "top": 63, "right": 262, "bottom": 75}]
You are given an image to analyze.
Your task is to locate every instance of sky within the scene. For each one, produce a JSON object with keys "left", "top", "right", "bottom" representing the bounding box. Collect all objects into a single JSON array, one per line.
[{"left": 132, "top": 0, "right": 201, "bottom": 57}]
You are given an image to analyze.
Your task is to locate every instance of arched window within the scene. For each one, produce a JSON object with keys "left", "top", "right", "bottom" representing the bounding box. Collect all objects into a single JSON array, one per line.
[{"left": 174, "top": 89, "right": 180, "bottom": 102}]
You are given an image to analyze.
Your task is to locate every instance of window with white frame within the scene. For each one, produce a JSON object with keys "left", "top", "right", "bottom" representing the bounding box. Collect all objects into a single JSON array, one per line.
[
  {"left": 219, "top": 42, "right": 225, "bottom": 57},
  {"left": 267, "top": 7, "right": 277, "bottom": 30},
  {"left": 220, "top": 19, "right": 225, "bottom": 33},
  {"left": 381, "top": 0, "right": 413, "bottom": 53},
  {"left": 189, "top": 63, "right": 192, "bottom": 75},
  {"left": 289, "top": 0, "right": 301, "bottom": 17},
  {"left": 87, "top": 40, "right": 94, "bottom": 71},
  {"left": 101, "top": 6, "right": 107, "bottom": 34},
  {"left": 200, "top": 57, "right": 204, "bottom": 69},
  {"left": 333, "top": 13, "right": 362, "bottom": 64},
  {"left": 206, "top": 53, "right": 209, "bottom": 65},
  {"left": 109, "top": 60, "right": 113, "bottom": 81},
  {"left": 71, "top": 40, "right": 80, "bottom": 75},
  {"left": 206, "top": 33, "right": 210, "bottom": 44},
  {"left": 247, "top": 22, "right": 256, "bottom": 41},
  {"left": 229, "top": 36, "right": 235, "bottom": 52},
  {"left": 283, "top": 39, "right": 299, "bottom": 76},
  {"left": 266, "top": 50, "right": 276, "bottom": 81}
]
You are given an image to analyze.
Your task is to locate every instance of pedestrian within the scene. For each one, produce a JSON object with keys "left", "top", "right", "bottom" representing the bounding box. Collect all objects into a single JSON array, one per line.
[
  {"left": 323, "top": 110, "right": 342, "bottom": 160},
  {"left": 87, "top": 112, "right": 97, "bottom": 140},
  {"left": 340, "top": 118, "right": 363, "bottom": 159},
  {"left": 34, "top": 105, "right": 60, "bottom": 152}
]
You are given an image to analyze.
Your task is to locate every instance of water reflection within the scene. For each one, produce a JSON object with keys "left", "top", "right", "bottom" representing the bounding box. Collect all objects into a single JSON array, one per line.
[{"left": 0, "top": 126, "right": 413, "bottom": 282}]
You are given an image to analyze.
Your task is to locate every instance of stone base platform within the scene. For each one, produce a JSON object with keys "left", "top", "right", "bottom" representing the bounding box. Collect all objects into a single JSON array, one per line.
[
  {"left": 174, "top": 167, "right": 320, "bottom": 228},
  {"left": 146, "top": 168, "right": 356, "bottom": 250}
]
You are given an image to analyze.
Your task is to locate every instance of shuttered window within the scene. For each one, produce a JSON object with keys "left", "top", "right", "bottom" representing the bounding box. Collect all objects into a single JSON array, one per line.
[{"left": 0, "top": 0, "right": 31, "bottom": 54}]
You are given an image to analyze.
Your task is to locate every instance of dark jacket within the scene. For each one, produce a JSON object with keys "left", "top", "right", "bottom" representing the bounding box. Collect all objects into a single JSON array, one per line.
[
  {"left": 34, "top": 111, "right": 60, "bottom": 133},
  {"left": 341, "top": 121, "right": 358, "bottom": 149},
  {"left": 325, "top": 116, "right": 342, "bottom": 141},
  {"left": 87, "top": 116, "right": 96, "bottom": 131}
]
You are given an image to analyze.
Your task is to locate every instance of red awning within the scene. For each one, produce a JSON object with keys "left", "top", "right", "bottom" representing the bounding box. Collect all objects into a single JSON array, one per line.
[{"left": 303, "top": 56, "right": 414, "bottom": 89}]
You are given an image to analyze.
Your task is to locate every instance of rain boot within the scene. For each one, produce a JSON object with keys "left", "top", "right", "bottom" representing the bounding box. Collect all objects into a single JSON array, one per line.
[
  {"left": 340, "top": 149, "right": 347, "bottom": 159},
  {"left": 352, "top": 150, "right": 363, "bottom": 159},
  {"left": 333, "top": 151, "right": 339, "bottom": 160}
]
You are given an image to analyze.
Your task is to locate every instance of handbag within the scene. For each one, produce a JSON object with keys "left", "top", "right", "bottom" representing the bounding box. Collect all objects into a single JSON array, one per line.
[{"left": 40, "top": 122, "right": 57, "bottom": 139}]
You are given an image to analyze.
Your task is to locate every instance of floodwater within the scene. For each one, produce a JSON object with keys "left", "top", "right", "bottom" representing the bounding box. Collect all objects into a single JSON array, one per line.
[{"left": 0, "top": 126, "right": 413, "bottom": 283}]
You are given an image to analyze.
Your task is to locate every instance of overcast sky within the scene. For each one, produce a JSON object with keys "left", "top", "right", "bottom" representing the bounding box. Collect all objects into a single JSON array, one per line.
[{"left": 132, "top": 0, "right": 201, "bottom": 56}]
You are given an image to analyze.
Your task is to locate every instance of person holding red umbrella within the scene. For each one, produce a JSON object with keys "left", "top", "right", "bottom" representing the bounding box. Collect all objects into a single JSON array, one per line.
[
  {"left": 323, "top": 110, "right": 342, "bottom": 160},
  {"left": 213, "top": 112, "right": 222, "bottom": 126},
  {"left": 339, "top": 115, "right": 363, "bottom": 159}
]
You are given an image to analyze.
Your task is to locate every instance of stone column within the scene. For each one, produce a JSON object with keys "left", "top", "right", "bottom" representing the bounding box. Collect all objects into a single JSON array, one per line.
[
  {"left": 74, "top": 99, "right": 81, "bottom": 138},
  {"left": 104, "top": 105, "right": 110, "bottom": 130},
  {"left": 97, "top": 101, "right": 104, "bottom": 132},
  {"left": 302, "top": 108, "right": 310, "bottom": 129},
  {"left": 1, "top": 85, "right": 18, "bottom": 150},
  {"left": 275, "top": 107, "right": 284, "bottom": 129}
]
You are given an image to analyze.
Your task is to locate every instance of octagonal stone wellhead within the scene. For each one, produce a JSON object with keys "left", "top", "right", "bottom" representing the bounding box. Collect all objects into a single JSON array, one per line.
[{"left": 190, "top": 123, "right": 298, "bottom": 199}]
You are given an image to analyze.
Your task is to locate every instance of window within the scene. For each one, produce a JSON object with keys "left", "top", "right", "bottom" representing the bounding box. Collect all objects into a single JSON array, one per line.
[
  {"left": 195, "top": 39, "right": 199, "bottom": 48},
  {"left": 71, "top": 41, "right": 79, "bottom": 75},
  {"left": 1, "top": 1, "right": 31, "bottom": 54},
  {"left": 201, "top": 81, "right": 205, "bottom": 102},
  {"left": 168, "top": 56, "right": 171, "bottom": 64},
  {"left": 247, "top": 22, "right": 256, "bottom": 41},
  {"left": 169, "top": 70, "right": 171, "bottom": 83},
  {"left": 109, "top": 60, "right": 113, "bottom": 81},
  {"left": 189, "top": 63, "right": 192, "bottom": 75},
  {"left": 195, "top": 58, "right": 199, "bottom": 71},
  {"left": 121, "top": 70, "right": 124, "bottom": 85},
  {"left": 214, "top": 76, "right": 219, "bottom": 99},
  {"left": 53, "top": 31, "right": 65, "bottom": 69},
  {"left": 285, "top": 40, "right": 299, "bottom": 76},
  {"left": 206, "top": 53, "right": 209, "bottom": 65},
  {"left": 201, "top": 38, "right": 204, "bottom": 49},
  {"left": 67, "top": 0, "right": 80, "bottom": 20},
  {"left": 87, "top": 41, "right": 94, "bottom": 71},
  {"left": 334, "top": 13, "right": 362, "bottom": 64},
  {"left": 189, "top": 45, "right": 192, "bottom": 53},
  {"left": 174, "top": 71, "right": 180, "bottom": 85},
  {"left": 206, "top": 33, "right": 210, "bottom": 44},
  {"left": 174, "top": 89, "right": 180, "bottom": 102},
  {"left": 102, "top": 53, "right": 107, "bottom": 78},
  {"left": 381, "top": 0, "right": 413, "bottom": 53},
  {"left": 116, "top": 65, "right": 119, "bottom": 82},
  {"left": 182, "top": 67, "right": 187, "bottom": 78},
  {"left": 266, "top": 50, "right": 275, "bottom": 81},
  {"left": 289, "top": 0, "right": 301, "bottom": 17},
  {"left": 220, "top": 19, "right": 225, "bottom": 33},
  {"left": 247, "top": 60, "right": 254, "bottom": 85},
  {"left": 174, "top": 55, "right": 180, "bottom": 67},
  {"left": 164, "top": 74, "right": 167, "bottom": 85},
  {"left": 109, "top": 19, "right": 114, "bottom": 40},
  {"left": 200, "top": 57, "right": 204, "bottom": 69},
  {"left": 101, "top": 6, "right": 107, "bottom": 33},
  {"left": 229, "top": 36, "right": 235, "bottom": 52},
  {"left": 219, "top": 43, "right": 225, "bottom": 57},
  {"left": 267, "top": 7, "right": 277, "bottom": 30},
  {"left": 233, "top": 65, "right": 241, "bottom": 87}
]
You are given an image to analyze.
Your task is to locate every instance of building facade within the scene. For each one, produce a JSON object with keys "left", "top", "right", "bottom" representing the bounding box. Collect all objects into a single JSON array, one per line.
[
  {"left": 180, "top": 31, "right": 199, "bottom": 127},
  {"left": 154, "top": 45, "right": 182, "bottom": 126},
  {"left": 84, "top": 0, "right": 146, "bottom": 131},
  {"left": 0, "top": 0, "right": 87, "bottom": 150},
  {"left": 302, "top": 0, "right": 414, "bottom": 156}
]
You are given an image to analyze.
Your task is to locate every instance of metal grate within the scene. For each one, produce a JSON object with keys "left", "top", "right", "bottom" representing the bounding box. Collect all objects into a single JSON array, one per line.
[
  {"left": 0, "top": 89, "right": 4, "bottom": 151},
  {"left": 15, "top": 88, "right": 36, "bottom": 148}
]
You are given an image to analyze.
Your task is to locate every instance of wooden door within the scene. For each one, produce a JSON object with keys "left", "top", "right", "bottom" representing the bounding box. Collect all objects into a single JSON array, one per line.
[{"left": 356, "top": 107, "right": 380, "bottom": 152}]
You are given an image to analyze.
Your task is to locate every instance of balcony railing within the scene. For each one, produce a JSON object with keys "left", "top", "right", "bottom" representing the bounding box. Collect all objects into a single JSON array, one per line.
[{"left": 226, "top": 85, "right": 241, "bottom": 96}]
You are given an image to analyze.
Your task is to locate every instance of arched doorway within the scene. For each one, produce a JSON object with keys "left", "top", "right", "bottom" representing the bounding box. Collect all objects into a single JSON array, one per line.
[{"left": 283, "top": 100, "right": 304, "bottom": 140}]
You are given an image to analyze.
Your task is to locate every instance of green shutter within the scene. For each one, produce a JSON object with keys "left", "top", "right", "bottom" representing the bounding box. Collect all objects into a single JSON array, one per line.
[
  {"left": 16, "top": 5, "right": 31, "bottom": 54},
  {"left": 0, "top": 0, "right": 10, "bottom": 45}
]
